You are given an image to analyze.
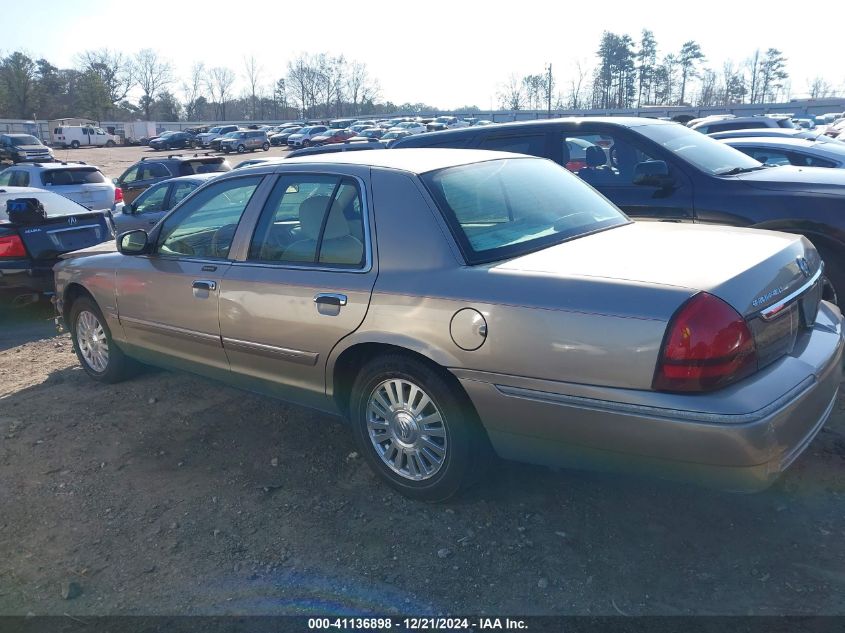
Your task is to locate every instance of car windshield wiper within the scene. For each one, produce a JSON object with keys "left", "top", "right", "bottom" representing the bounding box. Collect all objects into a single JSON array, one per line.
[{"left": 714, "top": 166, "right": 767, "bottom": 176}]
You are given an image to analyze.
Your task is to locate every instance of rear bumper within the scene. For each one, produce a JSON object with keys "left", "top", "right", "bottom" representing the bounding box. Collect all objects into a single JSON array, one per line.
[
  {"left": 0, "top": 261, "right": 55, "bottom": 295},
  {"left": 456, "top": 301, "right": 844, "bottom": 491}
]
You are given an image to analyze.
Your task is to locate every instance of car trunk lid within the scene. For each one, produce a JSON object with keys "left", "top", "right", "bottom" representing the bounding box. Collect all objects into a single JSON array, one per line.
[
  {"left": 14, "top": 212, "right": 112, "bottom": 261},
  {"left": 496, "top": 221, "right": 823, "bottom": 370}
]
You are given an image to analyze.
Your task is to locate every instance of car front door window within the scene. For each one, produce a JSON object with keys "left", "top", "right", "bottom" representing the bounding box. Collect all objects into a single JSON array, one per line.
[
  {"left": 135, "top": 184, "right": 168, "bottom": 214},
  {"left": 158, "top": 176, "right": 263, "bottom": 259}
]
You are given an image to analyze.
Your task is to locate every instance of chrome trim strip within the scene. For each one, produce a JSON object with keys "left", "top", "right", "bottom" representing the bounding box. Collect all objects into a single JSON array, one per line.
[
  {"left": 120, "top": 315, "right": 222, "bottom": 345},
  {"left": 222, "top": 337, "right": 319, "bottom": 366},
  {"left": 493, "top": 377, "right": 815, "bottom": 426},
  {"left": 758, "top": 266, "right": 823, "bottom": 322}
]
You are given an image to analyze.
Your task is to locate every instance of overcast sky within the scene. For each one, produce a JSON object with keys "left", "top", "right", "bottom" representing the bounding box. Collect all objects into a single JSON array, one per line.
[{"left": 4, "top": 0, "right": 841, "bottom": 109}]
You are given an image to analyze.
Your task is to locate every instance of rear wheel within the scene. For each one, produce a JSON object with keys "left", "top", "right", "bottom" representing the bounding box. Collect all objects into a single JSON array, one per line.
[
  {"left": 350, "top": 354, "right": 488, "bottom": 501},
  {"left": 70, "top": 297, "right": 139, "bottom": 383}
]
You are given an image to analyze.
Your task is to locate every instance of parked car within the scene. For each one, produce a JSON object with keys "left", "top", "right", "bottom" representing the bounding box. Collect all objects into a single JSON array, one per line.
[
  {"left": 149, "top": 131, "right": 197, "bottom": 151},
  {"left": 721, "top": 137, "right": 845, "bottom": 169},
  {"left": 219, "top": 130, "right": 271, "bottom": 154},
  {"left": 209, "top": 131, "right": 242, "bottom": 152},
  {"left": 380, "top": 130, "right": 412, "bottom": 146},
  {"left": 233, "top": 158, "right": 279, "bottom": 169},
  {"left": 348, "top": 128, "right": 385, "bottom": 142},
  {"left": 52, "top": 125, "right": 118, "bottom": 149},
  {"left": 389, "top": 121, "right": 427, "bottom": 135},
  {"left": 287, "top": 126, "right": 329, "bottom": 148},
  {"left": 392, "top": 118, "right": 845, "bottom": 299},
  {"left": 1, "top": 190, "right": 113, "bottom": 304},
  {"left": 0, "top": 162, "right": 124, "bottom": 214},
  {"left": 196, "top": 125, "right": 239, "bottom": 148},
  {"left": 690, "top": 115, "right": 795, "bottom": 135},
  {"left": 708, "top": 128, "right": 839, "bottom": 143},
  {"left": 329, "top": 118, "right": 357, "bottom": 129},
  {"left": 113, "top": 173, "right": 219, "bottom": 233},
  {"left": 53, "top": 149, "right": 842, "bottom": 500},
  {"left": 426, "top": 116, "right": 470, "bottom": 132},
  {"left": 270, "top": 127, "right": 303, "bottom": 146},
  {"left": 114, "top": 154, "right": 231, "bottom": 204},
  {"left": 0, "top": 134, "right": 55, "bottom": 164},
  {"left": 310, "top": 129, "right": 358, "bottom": 146}
]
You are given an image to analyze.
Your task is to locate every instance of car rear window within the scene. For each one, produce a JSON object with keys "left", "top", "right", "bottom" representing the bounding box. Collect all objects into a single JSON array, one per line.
[
  {"left": 178, "top": 158, "right": 231, "bottom": 176},
  {"left": 42, "top": 168, "right": 106, "bottom": 186},
  {"left": 421, "top": 157, "right": 628, "bottom": 265},
  {"left": 0, "top": 191, "right": 91, "bottom": 220}
]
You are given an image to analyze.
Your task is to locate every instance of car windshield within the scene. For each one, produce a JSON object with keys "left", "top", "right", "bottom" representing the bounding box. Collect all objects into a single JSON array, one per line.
[
  {"left": 422, "top": 158, "right": 628, "bottom": 264},
  {"left": 11, "top": 135, "right": 41, "bottom": 146},
  {"left": 208, "top": 127, "right": 221, "bottom": 133},
  {"left": 636, "top": 123, "right": 764, "bottom": 175},
  {"left": 0, "top": 191, "right": 91, "bottom": 220}
]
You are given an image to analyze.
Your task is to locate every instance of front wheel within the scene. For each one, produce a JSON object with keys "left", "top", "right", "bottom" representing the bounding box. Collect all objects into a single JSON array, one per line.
[
  {"left": 70, "top": 297, "right": 138, "bottom": 383},
  {"left": 70, "top": 140, "right": 80, "bottom": 149},
  {"left": 262, "top": 142, "right": 270, "bottom": 151},
  {"left": 237, "top": 144, "right": 246, "bottom": 153},
  {"left": 302, "top": 140, "right": 311, "bottom": 148},
  {"left": 105, "top": 140, "right": 115, "bottom": 147},
  {"left": 350, "top": 354, "right": 488, "bottom": 501},
  {"left": 817, "top": 246, "right": 844, "bottom": 305}
]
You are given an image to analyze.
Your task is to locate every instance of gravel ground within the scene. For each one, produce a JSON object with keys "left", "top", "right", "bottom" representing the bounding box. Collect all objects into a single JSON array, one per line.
[
  {"left": 39, "top": 143, "right": 292, "bottom": 182},
  {"left": 0, "top": 302, "right": 844, "bottom": 616}
]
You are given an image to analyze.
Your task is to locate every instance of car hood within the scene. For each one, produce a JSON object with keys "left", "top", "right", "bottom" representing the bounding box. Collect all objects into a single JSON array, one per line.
[
  {"left": 15, "top": 144, "right": 50, "bottom": 151},
  {"left": 734, "top": 165, "right": 845, "bottom": 194},
  {"left": 493, "top": 221, "right": 817, "bottom": 317}
]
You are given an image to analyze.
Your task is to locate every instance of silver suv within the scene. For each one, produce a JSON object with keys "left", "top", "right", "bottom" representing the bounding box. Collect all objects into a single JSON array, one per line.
[{"left": 219, "top": 130, "right": 271, "bottom": 154}]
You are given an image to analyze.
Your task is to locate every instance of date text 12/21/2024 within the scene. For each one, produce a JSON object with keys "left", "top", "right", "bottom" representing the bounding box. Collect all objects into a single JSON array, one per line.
[{"left": 307, "top": 617, "right": 529, "bottom": 630}]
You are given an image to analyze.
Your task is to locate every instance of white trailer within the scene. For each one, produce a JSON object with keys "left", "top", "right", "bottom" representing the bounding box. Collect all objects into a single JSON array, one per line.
[{"left": 124, "top": 121, "right": 157, "bottom": 145}]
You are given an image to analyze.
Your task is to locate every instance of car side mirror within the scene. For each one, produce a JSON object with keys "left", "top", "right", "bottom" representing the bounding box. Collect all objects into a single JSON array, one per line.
[
  {"left": 632, "top": 160, "right": 675, "bottom": 188},
  {"left": 127, "top": 202, "right": 137, "bottom": 214},
  {"left": 117, "top": 229, "right": 150, "bottom": 255}
]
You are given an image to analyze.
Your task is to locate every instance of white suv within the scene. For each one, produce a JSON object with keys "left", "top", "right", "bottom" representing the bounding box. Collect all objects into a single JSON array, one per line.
[{"left": 0, "top": 162, "right": 124, "bottom": 213}]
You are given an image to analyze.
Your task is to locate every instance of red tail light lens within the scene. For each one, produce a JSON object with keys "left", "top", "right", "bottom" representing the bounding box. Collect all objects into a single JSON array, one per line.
[
  {"left": 653, "top": 292, "right": 757, "bottom": 393},
  {"left": 114, "top": 187, "right": 124, "bottom": 203},
  {"left": 0, "top": 234, "right": 27, "bottom": 258}
]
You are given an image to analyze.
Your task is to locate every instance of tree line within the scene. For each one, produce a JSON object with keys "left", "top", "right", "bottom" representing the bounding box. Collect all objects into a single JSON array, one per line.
[
  {"left": 499, "top": 31, "right": 838, "bottom": 111},
  {"left": 0, "top": 48, "right": 445, "bottom": 122}
]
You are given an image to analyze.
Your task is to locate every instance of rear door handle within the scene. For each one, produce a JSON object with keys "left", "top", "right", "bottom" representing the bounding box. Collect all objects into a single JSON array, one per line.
[
  {"left": 192, "top": 280, "right": 217, "bottom": 292},
  {"left": 314, "top": 293, "right": 347, "bottom": 307}
]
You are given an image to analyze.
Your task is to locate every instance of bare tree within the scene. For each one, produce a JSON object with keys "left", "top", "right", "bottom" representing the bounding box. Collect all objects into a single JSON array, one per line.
[
  {"left": 497, "top": 74, "right": 525, "bottom": 111},
  {"left": 567, "top": 59, "right": 588, "bottom": 109},
  {"left": 243, "top": 55, "right": 262, "bottom": 119},
  {"left": 809, "top": 76, "right": 833, "bottom": 99},
  {"left": 206, "top": 66, "right": 236, "bottom": 119},
  {"left": 181, "top": 62, "right": 206, "bottom": 120},
  {"left": 134, "top": 49, "right": 173, "bottom": 120},
  {"left": 287, "top": 53, "right": 321, "bottom": 117},
  {"left": 76, "top": 49, "right": 133, "bottom": 111},
  {"left": 347, "top": 61, "right": 380, "bottom": 116}
]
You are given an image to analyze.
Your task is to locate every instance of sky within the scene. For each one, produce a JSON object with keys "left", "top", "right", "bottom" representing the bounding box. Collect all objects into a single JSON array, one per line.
[{"left": 3, "top": 0, "right": 842, "bottom": 110}]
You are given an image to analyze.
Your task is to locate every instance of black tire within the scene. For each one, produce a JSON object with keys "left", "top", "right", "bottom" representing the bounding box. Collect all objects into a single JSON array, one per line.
[
  {"left": 302, "top": 140, "right": 311, "bottom": 148},
  {"left": 349, "top": 354, "right": 488, "bottom": 501},
  {"left": 70, "top": 140, "right": 80, "bottom": 149},
  {"left": 237, "top": 144, "right": 247, "bottom": 153},
  {"left": 262, "top": 142, "right": 270, "bottom": 151},
  {"left": 69, "top": 296, "right": 139, "bottom": 383},
  {"left": 817, "top": 245, "right": 844, "bottom": 305},
  {"left": 105, "top": 140, "right": 115, "bottom": 147}
]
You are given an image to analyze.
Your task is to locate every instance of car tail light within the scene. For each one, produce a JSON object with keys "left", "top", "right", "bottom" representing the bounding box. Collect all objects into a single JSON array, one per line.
[
  {"left": 0, "top": 234, "right": 27, "bottom": 258},
  {"left": 114, "top": 187, "right": 124, "bottom": 203},
  {"left": 653, "top": 292, "right": 757, "bottom": 393}
]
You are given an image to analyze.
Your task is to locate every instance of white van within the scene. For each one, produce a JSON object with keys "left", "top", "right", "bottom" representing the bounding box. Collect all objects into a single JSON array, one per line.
[{"left": 53, "top": 126, "right": 119, "bottom": 149}]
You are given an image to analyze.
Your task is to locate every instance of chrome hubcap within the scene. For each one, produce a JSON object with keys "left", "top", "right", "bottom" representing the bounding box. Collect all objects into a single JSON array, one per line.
[
  {"left": 366, "top": 379, "right": 447, "bottom": 481},
  {"left": 76, "top": 310, "right": 109, "bottom": 373}
]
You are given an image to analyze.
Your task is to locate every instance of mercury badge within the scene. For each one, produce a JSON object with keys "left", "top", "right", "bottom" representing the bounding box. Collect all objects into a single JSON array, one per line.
[{"left": 797, "top": 257, "right": 811, "bottom": 278}]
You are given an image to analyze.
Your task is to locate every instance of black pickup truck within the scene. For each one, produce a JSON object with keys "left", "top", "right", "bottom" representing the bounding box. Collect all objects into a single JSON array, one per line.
[{"left": 391, "top": 118, "right": 845, "bottom": 300}]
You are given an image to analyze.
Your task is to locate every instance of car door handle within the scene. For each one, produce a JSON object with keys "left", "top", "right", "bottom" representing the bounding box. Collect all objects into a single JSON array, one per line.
[
  {"left": 192, "top": 280, "right": 217, "bottom": 292},
  {"left": 314, "top": 293, "right": 347, "bottom": 307}
]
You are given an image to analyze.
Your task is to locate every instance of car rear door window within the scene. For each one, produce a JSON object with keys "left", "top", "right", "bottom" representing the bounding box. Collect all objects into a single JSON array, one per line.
[
  {"left": 8, "top": 170, "right": 29, "bottom": 187},
  {"left": 479, "top": 134, "right": 547, "bottom": 157},
  {"left": 158, "top": 176, "right": 262, "bottom": 259},
  {"left": 170, "top": 181, "right": 199, "bottom": 205},
  {"left": 248, "top": 175, "right": 365, "bottom": 268},
  {"left": 742, "top": 147, "right": 791, "bottom": 166}
]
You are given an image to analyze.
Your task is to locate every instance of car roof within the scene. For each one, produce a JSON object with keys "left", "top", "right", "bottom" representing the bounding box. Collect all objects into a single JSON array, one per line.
[
  {"left": 282, "top": 147, "right": 531, "bottom": 173},
  {"left": 722, "top": 137, "right": 816, "bottom": 148},
  {"left": 12, "top": 162, "right": 98, "bottom": 170}
]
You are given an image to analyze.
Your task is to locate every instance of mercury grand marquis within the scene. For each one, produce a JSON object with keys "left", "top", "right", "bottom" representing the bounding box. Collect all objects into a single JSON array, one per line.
[{"left": 53, "top": 149, "right": 843, "bottom": 500}]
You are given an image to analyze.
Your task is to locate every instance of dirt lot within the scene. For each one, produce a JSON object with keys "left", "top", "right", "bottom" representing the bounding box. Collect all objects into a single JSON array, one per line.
[
  {"left": 43, "top": 143, "right": 292, "bottom": 182},
  {"left": 0, "top": 302, "right": 844, "bottom": 617}
]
